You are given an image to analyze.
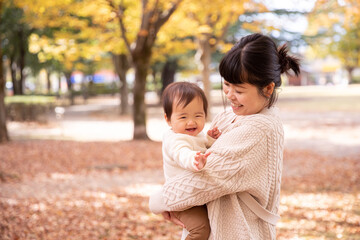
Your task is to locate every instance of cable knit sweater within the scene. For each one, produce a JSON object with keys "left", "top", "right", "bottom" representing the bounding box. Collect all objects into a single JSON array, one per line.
[{"left": 150, "top": 107, "right": 284, "bottom": 240}]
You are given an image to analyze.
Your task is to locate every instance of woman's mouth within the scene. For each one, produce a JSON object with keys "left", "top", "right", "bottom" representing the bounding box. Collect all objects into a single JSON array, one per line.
[{"left": 231, "top": 102, "right": 243, "bottom": 109}]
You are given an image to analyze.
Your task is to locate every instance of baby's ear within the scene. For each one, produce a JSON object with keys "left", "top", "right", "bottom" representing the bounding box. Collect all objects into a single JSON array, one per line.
[{"left": 164, "top": 114, "right": 171, "bottom": 126}]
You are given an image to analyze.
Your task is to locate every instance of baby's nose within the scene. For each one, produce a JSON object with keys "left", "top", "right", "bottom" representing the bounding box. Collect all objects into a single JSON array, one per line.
[{"left": 187, "top": 119, "right": 196, "bottom": 125}]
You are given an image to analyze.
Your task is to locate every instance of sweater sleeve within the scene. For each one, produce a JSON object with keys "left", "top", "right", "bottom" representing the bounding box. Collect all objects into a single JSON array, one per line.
[
  {"left": 166, "top": 134, "right": 198, "bottom": 171},
  {"left": 162, "top": 123, "right": 268, "bottom": 211},
  {"left": 149, "top": 189, "right": 170, "bottom": 214},
  {"left": 205, "top": 134, "right": 216, "bottom": 148}
]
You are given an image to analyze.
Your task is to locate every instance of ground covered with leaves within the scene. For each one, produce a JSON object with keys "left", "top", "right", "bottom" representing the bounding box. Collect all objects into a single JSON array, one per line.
[{"left": 0, "top": 139, "right": 359, "bottom": 240}]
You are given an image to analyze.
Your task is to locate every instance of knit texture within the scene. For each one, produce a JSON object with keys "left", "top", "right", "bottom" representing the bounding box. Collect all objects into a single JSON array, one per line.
[
  {"left": 162, "top": 129, "right": 216, "bottom": 179},
  {"left": 162, "top": 107, "right": 284, "bottom": 240}
]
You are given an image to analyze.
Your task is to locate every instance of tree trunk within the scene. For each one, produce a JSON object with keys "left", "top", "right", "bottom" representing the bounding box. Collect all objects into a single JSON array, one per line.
[
  {"left": 57, "top": 73, "right": 62, "bottom": 97},
  {"left": 81, "top": 77, "right": 88, "bottom": 104},
  {"left": 10, "top": 57, "right": 19, "bottom": 95},
  {"left": 65, "top": 72, "right": 74, "bottom": 105},
  {"left": 112, "top": 54, "right": 130, "bottom": 115},
  {"left": 151, "top": 66, "right": 161, "bottom": 98},
  {"left": 46, "top": 69, "right": 51, "bottom": 94},
  {"left": 18, "top": 29, "right": 26, "bottom": 95},
  {"left": 197, "top": 37, "right": 212, "bottom": 119},
  {"left": 346, "top": 66, "right": 354, "bottom": 84},
  {"left": 132, "top": 54, "right": 150, "bottom": 140},
  {"left": 0, "top": 26, "right": 10, "bottom": 143},
  {"left": 151, "top": 68, "right": 157, "bottom": 94},
  {"left": 0, "top": 81, "right": 8, "bottom": 143},
  {"left": 161, "top": 59, "right": 177, "bottom": 94}
]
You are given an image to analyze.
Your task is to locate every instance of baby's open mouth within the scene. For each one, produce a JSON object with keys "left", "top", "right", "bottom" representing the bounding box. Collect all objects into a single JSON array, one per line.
[{"left": 186, "top": 128, "right": 197, "bottom": 132}]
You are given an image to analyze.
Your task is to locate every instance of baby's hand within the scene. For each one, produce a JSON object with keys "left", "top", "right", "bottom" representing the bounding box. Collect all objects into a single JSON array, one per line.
[
  {"left": 207, "top": 127, "right": 222, "bottom": 139},
  {"left": 193, "top": 151, "right": 211, "bottom": 171}
]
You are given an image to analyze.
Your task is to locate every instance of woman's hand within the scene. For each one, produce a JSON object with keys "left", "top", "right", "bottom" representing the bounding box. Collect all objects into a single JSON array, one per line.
[{"left": 161, "top": 211, "right": 185, "bottom": 228}]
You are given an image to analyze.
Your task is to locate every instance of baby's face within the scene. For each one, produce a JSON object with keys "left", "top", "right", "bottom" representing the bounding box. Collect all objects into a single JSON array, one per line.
[{"left": 166, "top": 97, "right": 206, "bottom": 136}]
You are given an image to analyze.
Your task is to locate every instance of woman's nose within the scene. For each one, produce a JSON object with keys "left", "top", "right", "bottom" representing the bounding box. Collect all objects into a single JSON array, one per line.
[{"left": 225, "top": 88, "right": 235, "bottom": 100}]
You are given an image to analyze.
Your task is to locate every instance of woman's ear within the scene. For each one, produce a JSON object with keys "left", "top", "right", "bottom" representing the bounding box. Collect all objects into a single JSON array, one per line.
[{"left": 263, "top": 82, "right": 275, "bottom": 98}]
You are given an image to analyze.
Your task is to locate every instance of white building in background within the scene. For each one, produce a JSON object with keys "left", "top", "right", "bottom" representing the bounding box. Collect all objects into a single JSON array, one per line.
[{"left": 285, "top": 57, "right": 350, "bottom": 86}]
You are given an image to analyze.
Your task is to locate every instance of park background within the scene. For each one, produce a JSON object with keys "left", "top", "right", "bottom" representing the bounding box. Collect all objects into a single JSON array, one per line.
[{"left": 0, "top": 0, "right": 359, "bottom": 239}]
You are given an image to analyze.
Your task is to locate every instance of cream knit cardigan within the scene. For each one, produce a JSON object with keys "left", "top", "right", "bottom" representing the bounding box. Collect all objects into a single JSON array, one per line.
[{"left": 150, "top": 107, "right": 284, "bottom": 240}]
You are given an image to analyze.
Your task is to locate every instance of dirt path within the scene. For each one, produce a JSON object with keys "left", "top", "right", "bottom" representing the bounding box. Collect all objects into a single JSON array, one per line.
[{"left": 0, "top": 169, "right": 164, "bottom": 199}]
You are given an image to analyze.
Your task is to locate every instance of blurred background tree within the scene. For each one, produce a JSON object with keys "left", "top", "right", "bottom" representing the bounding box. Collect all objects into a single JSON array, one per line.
[
  {"left": 19, "top": 0, "right": 104, "bottom": 104},
  {"left": 306, "top": 0, "right": 360, "bottom": 83},
  {"left": 1, "top": 0, "right": 360, "bottom": 143},
  {"left": 0, "top": 0, "right": 9, "bottom": 142},
  {"left": 105, "top": 0, "right": 182, "bottom": 139}
]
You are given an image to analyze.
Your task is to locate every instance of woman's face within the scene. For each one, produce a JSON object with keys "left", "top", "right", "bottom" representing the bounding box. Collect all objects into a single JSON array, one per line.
[{"left": 223, "top": 80, "right": 270, "bottom": 116}]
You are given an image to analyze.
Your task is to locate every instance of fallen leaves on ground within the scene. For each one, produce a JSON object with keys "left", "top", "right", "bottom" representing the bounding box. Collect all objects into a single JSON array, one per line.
[
  {"left": 0, "top": 193, "right": 181, "bottom": 240},
  {"left": 0, "top": 140, "right": 359, "bottom": 239},
  {"left": 0, "top": 140, "right": 163, "bottom": 182}
]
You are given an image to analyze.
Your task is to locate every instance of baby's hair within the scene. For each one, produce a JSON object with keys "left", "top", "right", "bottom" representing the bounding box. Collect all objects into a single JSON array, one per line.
[
  {"left": 219, "top": 33, "right": 300, "bottom": 108},
  {"left": 162, "top": 82, "right": 208, "bottom": 120}
]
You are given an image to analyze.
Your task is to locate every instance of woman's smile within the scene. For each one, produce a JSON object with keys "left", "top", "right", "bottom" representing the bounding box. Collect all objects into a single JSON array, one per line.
[{"left": 230, "top": 102, "right": 243, "bottom": 110}]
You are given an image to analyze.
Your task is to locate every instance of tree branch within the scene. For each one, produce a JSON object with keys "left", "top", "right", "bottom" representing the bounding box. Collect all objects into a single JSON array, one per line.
[
  {"left": 156, "top": 0, "right": 182, "bottom": 30},
  {"left": 218, "top": 12, "right": 234, "bottom": 43},
  {"left": 135, "top": 0, "right": 181, "bottom": 53},
  {"left": 134, "top": 0, "right": 152, "bottom": 54},
  {"left": 106, "top": 0, "right": 133, "bottom": 59},
  {"left": 118, "top": 4, "right": 133, "bottom": 56}
]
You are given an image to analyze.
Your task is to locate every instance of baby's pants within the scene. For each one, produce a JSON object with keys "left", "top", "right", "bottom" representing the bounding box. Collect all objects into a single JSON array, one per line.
[{"left": 173, "top": 205, "right": 210, "bottom": 240}]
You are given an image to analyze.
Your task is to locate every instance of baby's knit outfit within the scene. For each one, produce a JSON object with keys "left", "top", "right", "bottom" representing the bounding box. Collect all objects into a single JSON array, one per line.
[{"left": 162, "top": 129, "right": 215, "bottom": 179}]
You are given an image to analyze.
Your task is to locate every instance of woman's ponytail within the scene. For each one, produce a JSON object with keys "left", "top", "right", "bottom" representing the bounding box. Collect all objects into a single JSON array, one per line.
[{"left": 278, "top": 44, "right": 300, "bottom": 76}]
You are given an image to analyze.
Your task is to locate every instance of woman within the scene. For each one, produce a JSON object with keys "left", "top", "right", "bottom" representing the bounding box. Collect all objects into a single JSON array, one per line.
[{"left": 149, "top": 33, "right": 300, "bottom": 239}]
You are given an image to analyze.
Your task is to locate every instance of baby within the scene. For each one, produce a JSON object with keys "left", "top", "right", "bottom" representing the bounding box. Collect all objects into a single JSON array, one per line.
[{"left": 160, "top": 81, "right": 221, "bottom": 239}]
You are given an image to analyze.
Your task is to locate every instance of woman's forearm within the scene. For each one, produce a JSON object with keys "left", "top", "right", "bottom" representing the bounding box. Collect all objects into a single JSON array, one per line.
[
  {"left": 149, "top": 189, "right": 170, "bottom": 214},
  {"left": 162, "top": 151, "right": 247, "bottom": 211}
]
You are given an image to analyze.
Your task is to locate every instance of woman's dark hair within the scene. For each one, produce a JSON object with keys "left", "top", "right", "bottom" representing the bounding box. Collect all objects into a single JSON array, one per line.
[
  {"left": 162, "top": 82, "right": 208, "bottom": 120},
  {"left": 219, "top": 33, "right": 300, "bottom": 108}
]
